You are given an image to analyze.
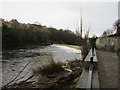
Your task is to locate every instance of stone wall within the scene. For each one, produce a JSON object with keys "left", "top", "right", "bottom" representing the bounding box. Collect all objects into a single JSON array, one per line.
[{"left": 96, "top": 37, "right": 120, "bottom": 51}]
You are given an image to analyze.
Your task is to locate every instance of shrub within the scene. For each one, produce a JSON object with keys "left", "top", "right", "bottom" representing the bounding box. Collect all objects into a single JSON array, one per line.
[{"left": 32, "top": 62, "right": 64, "bottom": 76}]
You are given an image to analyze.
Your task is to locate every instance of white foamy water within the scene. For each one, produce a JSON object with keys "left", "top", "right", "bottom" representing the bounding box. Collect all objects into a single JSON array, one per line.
[{"left": 2, "top": 45, "right": 82, "bottom": 86}]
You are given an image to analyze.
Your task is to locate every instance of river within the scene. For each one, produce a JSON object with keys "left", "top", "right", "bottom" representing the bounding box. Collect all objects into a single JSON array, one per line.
[{"left": 1, "top": 44, "right": 82, "bottom": 86}]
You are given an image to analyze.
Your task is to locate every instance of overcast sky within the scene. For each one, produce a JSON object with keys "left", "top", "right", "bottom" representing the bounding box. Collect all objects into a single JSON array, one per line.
[{"left": 0, "top": 1, "right": 119, "bottom": 37}]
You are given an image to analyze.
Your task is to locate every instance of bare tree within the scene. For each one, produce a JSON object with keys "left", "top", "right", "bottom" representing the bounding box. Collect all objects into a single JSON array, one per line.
[
  {"left": 74, "top": 7, "right": 83, "bottom": 38},
  {"left": 113, "top": 19, "right": 120, "bottom": 33},
  {"left": 84, "top": 28, "right": 90, "bottom": 39},
  {"left": 101, "top": 29, "right": 115, "bottom": 37},
  {"left": 75, "top": 22, "right": 80, "bottom": 36}
]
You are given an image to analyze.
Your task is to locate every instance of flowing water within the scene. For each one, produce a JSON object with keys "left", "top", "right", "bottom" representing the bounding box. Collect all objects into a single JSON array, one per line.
[{"left": 1, "top": 44, "right": 82, "bottom": 86}]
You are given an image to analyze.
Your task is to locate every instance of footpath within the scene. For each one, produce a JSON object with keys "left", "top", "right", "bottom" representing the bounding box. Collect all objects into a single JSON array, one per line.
[{"left": 97, "top": 50, "right": 119, "bottom": 88}]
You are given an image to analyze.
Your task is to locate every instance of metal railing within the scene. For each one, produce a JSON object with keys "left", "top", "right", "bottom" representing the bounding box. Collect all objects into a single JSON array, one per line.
[
  {"left": 76, "top": 47, "right": 99, "bottom": 89},
  {"left": 86, "top": 48, "right": 94, "bottom": 90},
  {"left": 86, "top": 64, "right": 93, "bottom": 90}
]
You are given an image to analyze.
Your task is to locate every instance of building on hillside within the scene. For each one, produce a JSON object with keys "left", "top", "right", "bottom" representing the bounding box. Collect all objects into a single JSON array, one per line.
[
  {"left": 19, "top": 23, "right": 27, "bottom": 29},
  {"left": 41, "top": 25, "right": 47, "bottom": 28},
  {"left": 2, "top": 18, "right": 47, "bottom": 30},
  {"left": 26, "top": 24, "right": 40, "bottom": 30},
  {"left": 4, "top": 21, "right": 12, "bottom": 28},
  {"left": 10, "top": 19, "right": 20, "bottom": 28},
  {"left": 26, "top": 23, "right": 31, "bottom": 28}
]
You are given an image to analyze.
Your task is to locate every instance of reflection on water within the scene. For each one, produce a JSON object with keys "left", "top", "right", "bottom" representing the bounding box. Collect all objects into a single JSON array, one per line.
[{"left": 2, "top": 45, "right": 82, "bottom": 86}]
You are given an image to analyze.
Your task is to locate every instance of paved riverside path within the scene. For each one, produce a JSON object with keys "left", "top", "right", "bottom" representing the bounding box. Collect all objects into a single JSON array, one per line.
[{"left": 96, "top": 50, "right": 118, "bottom": 88}]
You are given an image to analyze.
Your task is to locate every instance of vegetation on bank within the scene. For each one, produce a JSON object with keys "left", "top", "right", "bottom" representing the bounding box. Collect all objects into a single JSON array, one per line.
[
  {"left": 3, "top": 60, "right": 83, "bottom": 89},
  {"left": 2, "top": 52, "right": 83, "bottom": 89},
  {"left": 2, "top": 19, "right": 91, "bottom": 61},
  {"left": 2, "top": 19, "right": 91, "bottom": 89},
  {"left": 2, "top": 22, "right": 83, "bottom": 50}
]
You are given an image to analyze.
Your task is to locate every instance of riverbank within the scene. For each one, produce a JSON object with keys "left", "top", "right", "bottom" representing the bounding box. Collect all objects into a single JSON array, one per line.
[
  {"left": 2, "top": 43, "right": 52, "bottom": 50},
  {"left": 54, "top": 44, "right": 81, "bottom": 50},
  {"left": 2, "top": 44, "right": 83, "bottom": 88},
  {"left": 3, "top": 43, "right": 81, "bottom": 51},
  {"left": 2, "top": 60, "right": 83, "bottom": 89}
]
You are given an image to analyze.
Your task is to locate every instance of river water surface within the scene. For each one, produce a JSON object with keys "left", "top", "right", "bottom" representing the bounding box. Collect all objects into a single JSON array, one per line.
[{"left": 2, "top": 44, "right": 82, "bottom": 86}]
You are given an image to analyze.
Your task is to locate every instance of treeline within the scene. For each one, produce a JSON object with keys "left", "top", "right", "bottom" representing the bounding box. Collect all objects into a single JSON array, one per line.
[{"left": 2, "top": 23, "right": 82, "bottom": 49}]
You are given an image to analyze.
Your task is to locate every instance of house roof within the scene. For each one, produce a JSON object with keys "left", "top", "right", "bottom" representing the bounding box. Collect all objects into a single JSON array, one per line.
[
  {"left": 108, "top": 32, "right": 120, "bottom": 37},
  {"left": 41, "top": 25, "right": 47, "bottom": 28},
  {"left": 4, "top": 21, "right": 12, "bottom": 24}
]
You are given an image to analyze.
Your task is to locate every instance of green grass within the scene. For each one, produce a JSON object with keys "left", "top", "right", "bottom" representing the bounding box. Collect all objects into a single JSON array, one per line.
[{"left": 54, "top": 44, "right": 81, "bottom": 50}]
